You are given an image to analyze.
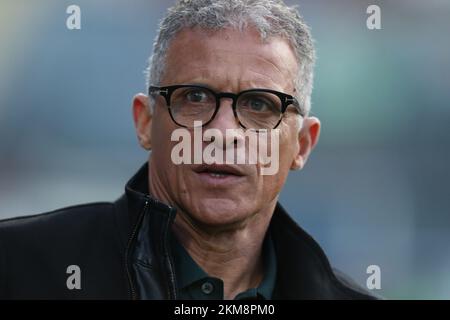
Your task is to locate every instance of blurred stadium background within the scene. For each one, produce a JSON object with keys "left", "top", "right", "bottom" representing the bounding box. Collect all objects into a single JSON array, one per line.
[{"left": 1, "top": 0, "right": 449, "bottom": 299}]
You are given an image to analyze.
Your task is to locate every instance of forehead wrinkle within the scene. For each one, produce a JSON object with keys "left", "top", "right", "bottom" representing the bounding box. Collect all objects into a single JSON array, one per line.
[
  {"left": 163, "top": 29, "right": 297, "bottom": 91},
  {"left": 165, "top": 65, "right": 291, "bottom": 94},
  {"left": 180, "top": 54, "right": 292, "bottom": 90},
  {"left": 170, "top": 68, "right": 286, "bottom": 93},
  {"left": 244, "top": 68, "right": 289, "bottom": 91},
  {"left": 207, "top": 48, "right": 292, "bottom": 78}
]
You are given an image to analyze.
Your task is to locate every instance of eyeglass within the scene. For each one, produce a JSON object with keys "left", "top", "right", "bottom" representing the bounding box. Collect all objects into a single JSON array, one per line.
[{"left": 148, "top": 84, "right": 304, "bottom": 130}]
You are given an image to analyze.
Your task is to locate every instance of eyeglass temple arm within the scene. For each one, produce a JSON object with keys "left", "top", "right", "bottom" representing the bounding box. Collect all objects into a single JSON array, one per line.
[
  {"left": 149, "top": 86, "right": 168, "bottom": 95},
  {"left": 286, "top": 96, "right": 305, "bottom": 117}
]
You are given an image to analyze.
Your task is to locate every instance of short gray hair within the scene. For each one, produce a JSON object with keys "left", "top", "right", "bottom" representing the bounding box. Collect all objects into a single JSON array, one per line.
[{"left": 145, "top": 0, "right": 316, "bottom": 115}]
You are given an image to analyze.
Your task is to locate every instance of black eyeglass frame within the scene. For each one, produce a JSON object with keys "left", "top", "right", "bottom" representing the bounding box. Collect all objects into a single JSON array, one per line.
[{"left": 148, "top": 84, "right": 304, "bottom": 129}]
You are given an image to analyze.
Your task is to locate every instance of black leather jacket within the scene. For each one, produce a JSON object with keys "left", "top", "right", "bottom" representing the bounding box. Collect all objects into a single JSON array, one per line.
[{"left": 0, "top": 163, "right": 375, "bottom": 299}]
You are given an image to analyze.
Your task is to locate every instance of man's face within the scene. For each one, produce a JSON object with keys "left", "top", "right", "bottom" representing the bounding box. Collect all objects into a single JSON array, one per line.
[{"left": 134, "top": 27, "right": 320, "bottom": 229}]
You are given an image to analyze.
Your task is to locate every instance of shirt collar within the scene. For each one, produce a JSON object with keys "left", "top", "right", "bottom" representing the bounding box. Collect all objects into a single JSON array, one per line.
[
  {"left": 170, "top": 233, "right": 210, "bottom": 290},
  {"left": 170, "top": 230, "right": 277, "bottom": 300}
]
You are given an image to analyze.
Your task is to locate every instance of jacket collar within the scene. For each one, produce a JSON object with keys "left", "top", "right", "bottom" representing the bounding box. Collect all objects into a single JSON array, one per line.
[{"left": 114, "top": 162, "right": 174, "bottom": 245}]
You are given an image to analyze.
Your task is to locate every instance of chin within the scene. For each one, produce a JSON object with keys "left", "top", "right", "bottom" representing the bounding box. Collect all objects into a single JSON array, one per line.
[{"left": 186, "top": 197, "right": 254, "bottom": 229}]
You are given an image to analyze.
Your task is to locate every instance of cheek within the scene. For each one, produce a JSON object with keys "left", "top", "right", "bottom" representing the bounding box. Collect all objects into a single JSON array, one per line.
[
  {"left": 254, "top": 136, "right": 296, "bottom": 202},
  {"left": 151, "top": 109, "right": 177, "bottom": 156},
  {"left": 150, "top": 113, "right": 182, "bottom": 187},
  {"left": 278, "top": 119, "right": 300, "bottom": 162}
]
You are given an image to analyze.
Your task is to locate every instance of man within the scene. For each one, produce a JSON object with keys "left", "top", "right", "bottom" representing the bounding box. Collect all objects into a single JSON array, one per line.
[{"left": 0, "top": 0, "right": 375, "bottom": 299}]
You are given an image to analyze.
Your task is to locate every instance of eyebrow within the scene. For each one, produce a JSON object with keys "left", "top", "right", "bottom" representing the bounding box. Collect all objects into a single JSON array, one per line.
[
  {"left": 181, "top": 81, "right": 282, "bottom": 93},
  {"left": 184, "top": 82, "right": 216, "bottom": 90}
]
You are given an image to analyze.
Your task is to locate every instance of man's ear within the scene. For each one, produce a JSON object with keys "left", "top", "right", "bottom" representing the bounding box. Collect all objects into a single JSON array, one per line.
[
  {"left": 132, "top": 93, "right": 153, "bottom": 150},
  {"left": 291, "top": 117, "right": 321, "bottom": 170}
]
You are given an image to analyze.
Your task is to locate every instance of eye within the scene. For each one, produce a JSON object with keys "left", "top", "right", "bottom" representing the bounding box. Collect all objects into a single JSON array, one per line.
[
  {"left": 186, "top": 89, "right": 209, "bottom": 103},
  {"left": 248, "top": 98, "right": 269, "bottom": 111},
  {"left": 240, "top": 95, "right": 277, "bottom": 113}
]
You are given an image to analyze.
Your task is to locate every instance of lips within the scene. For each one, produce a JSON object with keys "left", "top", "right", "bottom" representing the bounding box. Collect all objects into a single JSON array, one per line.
[{"left": 192, "top": 164, "right": 245, "bottom": 177}]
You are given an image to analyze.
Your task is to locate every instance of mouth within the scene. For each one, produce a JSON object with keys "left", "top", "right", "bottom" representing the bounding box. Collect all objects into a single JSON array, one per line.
[{"left": 192, "top": 164, "right": 246, "bottom": 185}]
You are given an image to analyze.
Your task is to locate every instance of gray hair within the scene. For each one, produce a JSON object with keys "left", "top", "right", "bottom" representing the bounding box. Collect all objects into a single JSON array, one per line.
[{"left": 145, "top": 0, "right": 316, "bottom": 116}]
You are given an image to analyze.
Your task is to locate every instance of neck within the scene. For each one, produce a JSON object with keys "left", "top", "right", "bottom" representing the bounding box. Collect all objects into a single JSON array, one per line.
[{"left": 172, "top": 203, "right": 275, "bottom": 299}]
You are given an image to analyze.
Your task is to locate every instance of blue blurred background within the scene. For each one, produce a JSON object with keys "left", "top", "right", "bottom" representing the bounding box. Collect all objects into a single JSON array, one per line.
[{"left": 1, "top": 0, "right": 449, "bottom": 299}]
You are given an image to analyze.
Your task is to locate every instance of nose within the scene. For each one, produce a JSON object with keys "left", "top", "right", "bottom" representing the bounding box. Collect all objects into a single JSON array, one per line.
[
  {"left": 206, "top": 96, "right": 241, "bottom": 132},
  {"left": 204, "top": 96, "right": 243, "bottom": 150}
]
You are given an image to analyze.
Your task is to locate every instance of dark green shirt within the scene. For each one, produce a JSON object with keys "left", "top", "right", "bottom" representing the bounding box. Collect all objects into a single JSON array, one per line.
[{"left": 170, "top": 231, "right": 277, "bottom": 300}]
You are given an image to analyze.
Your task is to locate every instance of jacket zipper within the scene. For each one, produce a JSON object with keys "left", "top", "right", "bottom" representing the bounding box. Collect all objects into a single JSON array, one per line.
[
  {"left": 125, "top": 196, "right": 150, "bottom": 300},
  {"left": 163, "top": 207, "right": 178, "bottom": 299}
]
